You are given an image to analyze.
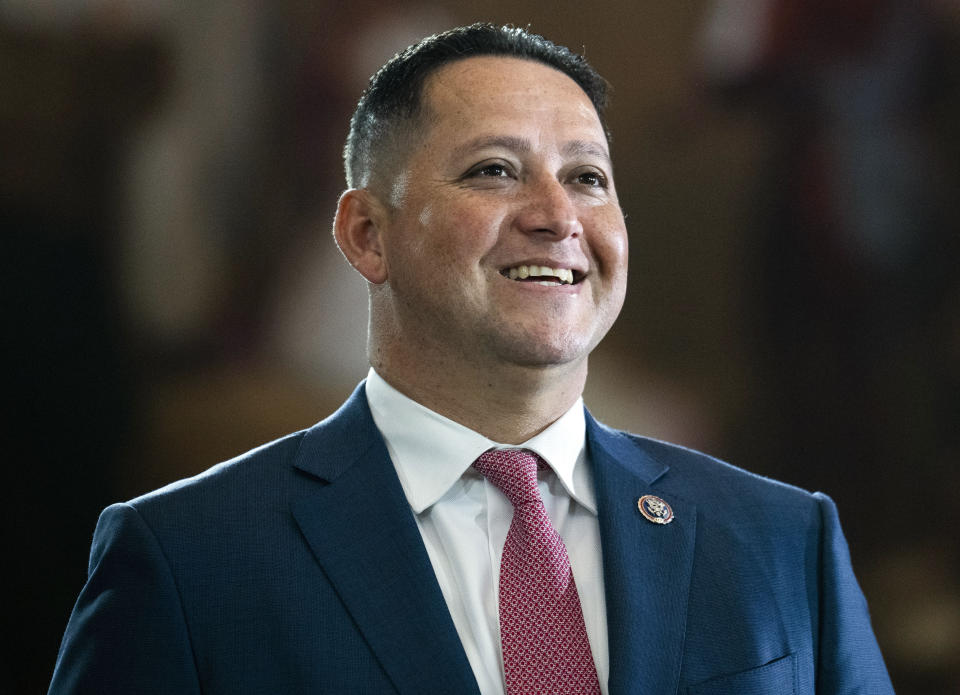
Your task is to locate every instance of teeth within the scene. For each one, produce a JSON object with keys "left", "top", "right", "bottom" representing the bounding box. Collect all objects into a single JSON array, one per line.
[{"left": 504, "top": 265, "right": 574, "bottom": 284}]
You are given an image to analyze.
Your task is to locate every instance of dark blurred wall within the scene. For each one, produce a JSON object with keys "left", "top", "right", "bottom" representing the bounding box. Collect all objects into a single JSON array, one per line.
[{"left": 1, "top": 20, "right": 165, "bottom": 691}]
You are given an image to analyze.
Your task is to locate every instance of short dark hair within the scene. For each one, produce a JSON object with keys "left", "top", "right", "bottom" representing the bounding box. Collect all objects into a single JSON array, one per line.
[{"left": 343, "top": 23, "right": 610, "bottom": 190}]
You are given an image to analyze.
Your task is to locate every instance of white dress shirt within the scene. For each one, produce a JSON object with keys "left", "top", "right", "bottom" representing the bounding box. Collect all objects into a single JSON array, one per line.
[{"left": 365, "top": 369, "right": 609, "bottom": 695}]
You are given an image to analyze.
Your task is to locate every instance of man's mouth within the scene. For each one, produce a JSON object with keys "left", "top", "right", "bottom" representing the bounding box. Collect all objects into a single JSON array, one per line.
[{"left": 499, "top": 264, "right": 582, "bottom": 286}]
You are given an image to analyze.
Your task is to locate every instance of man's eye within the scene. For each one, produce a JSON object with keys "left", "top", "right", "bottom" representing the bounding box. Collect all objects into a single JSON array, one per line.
[
  {"left": 473, "top": 163, "right": 509, "bottom": 178},
  {"left": 575, "top": 171, "right": 607, "bottom": 188}
]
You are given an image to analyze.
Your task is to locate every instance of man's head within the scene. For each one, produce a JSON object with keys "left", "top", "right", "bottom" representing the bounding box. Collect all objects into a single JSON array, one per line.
[
  {"left": 334, "top": 25, "right": 628, "bottom": 411},
  {"left": 344, "top": 23, "right": 610, "bottom": 195}
]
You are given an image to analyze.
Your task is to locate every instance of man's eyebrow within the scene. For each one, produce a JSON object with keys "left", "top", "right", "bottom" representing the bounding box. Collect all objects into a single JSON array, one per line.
[
  {"left": 561, "top": 140, "right": 612, "bottom": 166},
  {"left": 450, "top": 135, "right": 531, "bottom": 160},
  {"left": 449, "top": 135, "right": 611, "bottom": 166}
]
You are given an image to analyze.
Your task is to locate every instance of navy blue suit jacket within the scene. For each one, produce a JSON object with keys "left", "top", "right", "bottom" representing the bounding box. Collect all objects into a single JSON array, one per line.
[{"left": 50, "top": 382, "right": 893, "bottom": 693}]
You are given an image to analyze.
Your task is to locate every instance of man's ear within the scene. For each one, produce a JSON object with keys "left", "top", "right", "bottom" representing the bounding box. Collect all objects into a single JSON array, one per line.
[{"left": 333, "top": 188, "right": 389, "bottom": 285}]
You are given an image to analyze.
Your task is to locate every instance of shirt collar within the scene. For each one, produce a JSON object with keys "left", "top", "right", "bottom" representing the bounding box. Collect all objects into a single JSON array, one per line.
[{"left": 364, "top": 368, "right": 595, "bottom": 515}]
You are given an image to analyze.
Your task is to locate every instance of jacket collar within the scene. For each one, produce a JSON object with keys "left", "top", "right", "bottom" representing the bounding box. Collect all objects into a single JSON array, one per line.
[
  {"left": 290, "top": 382, "right": 481, "bottom": 695},
  {"left": 587, "top": 410, "right": 696, "bottom": 695}
]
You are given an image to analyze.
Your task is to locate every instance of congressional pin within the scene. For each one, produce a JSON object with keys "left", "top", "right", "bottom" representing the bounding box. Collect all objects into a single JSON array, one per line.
[{"left": 638, "top": 494, "right": 674, "bottom": 524}]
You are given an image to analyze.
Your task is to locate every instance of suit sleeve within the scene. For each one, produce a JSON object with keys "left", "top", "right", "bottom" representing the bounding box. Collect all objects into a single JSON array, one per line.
[
  {"left": 813, "top": 492, "right": 895, "bottom": 694},
  {"left": 48, "top": 503, "right": 202, "bottom": 694}
]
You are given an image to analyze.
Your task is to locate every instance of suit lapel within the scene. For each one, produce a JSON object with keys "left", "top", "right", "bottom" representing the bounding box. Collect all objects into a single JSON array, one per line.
[
  {"left": 588, "top": 413, "right": 697, "bottom": 695},
  {"left": 290, "top": 384, "right": 481, "bottom": 695}
]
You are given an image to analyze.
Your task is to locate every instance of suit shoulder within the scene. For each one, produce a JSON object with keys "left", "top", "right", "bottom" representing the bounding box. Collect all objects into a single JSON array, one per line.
[
  {"left": 126, "top": 428, "right": 310, "bottom": 514},
  {"left": 120, "top": 384, "right": 372, "bottom": 526},
  {"left": 622, "top": 432, "right": 832, "bottom": 538},
  {"left": 611, "top": 427, "right": 819, "bottom": 510}
]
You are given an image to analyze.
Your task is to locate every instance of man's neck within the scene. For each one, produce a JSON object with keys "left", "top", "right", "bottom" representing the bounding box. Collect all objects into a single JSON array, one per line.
[{"left": 370, "top": 356, "right": 587, "bottom": 445}]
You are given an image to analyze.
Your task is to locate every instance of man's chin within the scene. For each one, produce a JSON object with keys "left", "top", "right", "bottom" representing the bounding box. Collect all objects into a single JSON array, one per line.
[{"left": 489, "top": 337, "right": 593, "bottom": 371}]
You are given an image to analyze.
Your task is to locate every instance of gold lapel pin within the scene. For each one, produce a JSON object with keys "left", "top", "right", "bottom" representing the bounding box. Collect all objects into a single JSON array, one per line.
[{"left": 638, "top": 494, "right": 674, "bottom": 524}]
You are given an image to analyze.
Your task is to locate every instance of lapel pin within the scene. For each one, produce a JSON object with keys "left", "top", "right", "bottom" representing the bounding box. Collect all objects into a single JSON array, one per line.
[{"left": 638, "top": 494, "right": 674, "bottom": 524}]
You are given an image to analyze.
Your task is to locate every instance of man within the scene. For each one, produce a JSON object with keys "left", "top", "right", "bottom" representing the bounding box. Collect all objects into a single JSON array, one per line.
[{"left": 50, "top": 24, "right": 894, "bottom": 694}]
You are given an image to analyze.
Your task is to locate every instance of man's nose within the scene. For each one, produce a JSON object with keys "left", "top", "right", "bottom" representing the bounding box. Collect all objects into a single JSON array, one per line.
[{"left": 514, "top": 177, "right": 583, "bottom": 240}]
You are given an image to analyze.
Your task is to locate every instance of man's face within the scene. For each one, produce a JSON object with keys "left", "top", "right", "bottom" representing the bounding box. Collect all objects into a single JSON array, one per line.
[{"left": 376, "top": 56, "right": 628, "bottom": 373}]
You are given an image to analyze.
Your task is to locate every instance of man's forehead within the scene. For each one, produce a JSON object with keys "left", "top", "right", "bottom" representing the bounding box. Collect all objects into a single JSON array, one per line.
[
  {"left": 423, "top": 55, "right": 595, "bottom": 112},
  {"left": 418, "top": 56, "right": 605, "bottom": 141}
]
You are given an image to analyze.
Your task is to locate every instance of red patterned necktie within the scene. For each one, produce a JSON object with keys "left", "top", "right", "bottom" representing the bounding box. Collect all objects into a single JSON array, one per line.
[{"left": 473, "top": 448, "right": 602, "bottom": 695}]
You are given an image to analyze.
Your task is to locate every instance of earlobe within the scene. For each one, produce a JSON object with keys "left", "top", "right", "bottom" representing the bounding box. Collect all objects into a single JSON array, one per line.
[{"left": 333, "top": 188, "right": 389, "bottom": 284}]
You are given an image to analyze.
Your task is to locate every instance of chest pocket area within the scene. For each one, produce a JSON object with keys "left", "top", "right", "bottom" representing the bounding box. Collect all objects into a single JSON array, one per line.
[{"left": 687, "top": 653, "right": 796, "bottom": 695}]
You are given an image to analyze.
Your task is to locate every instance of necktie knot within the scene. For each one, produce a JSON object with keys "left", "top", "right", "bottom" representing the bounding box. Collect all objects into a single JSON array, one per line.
[{"left": 472, "top": 449, "right": 546, "bottom": 508}]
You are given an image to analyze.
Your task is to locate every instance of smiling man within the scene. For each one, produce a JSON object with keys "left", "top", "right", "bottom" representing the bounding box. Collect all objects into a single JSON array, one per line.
[{"left": 50, "top": 24, "right": 893, "bottom": 695}]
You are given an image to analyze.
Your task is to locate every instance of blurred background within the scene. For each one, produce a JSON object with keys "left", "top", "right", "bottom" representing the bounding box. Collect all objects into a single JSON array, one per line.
[{"left": 3, "top": 0, "right": 958, "bottom": 691}]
